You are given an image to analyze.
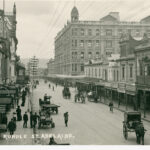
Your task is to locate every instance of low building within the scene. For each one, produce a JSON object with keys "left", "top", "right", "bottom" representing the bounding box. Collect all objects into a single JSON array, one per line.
[
  {"left": 135, "top": 33, "right": 150, "bottom": 117},
  {"left": 117, "top": 33, "right": 141, "bottom": 110},
  {"left": 16, "top": 61, "right": 27, "bottom": 84},
  {"left": 28, "top": 56, "right": 39, "bottom": 79}
]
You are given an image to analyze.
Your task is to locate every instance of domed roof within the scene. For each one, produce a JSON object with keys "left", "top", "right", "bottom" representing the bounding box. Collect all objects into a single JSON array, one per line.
[{"left": 71, "top": 6, "right": 79, "bottom": 16}]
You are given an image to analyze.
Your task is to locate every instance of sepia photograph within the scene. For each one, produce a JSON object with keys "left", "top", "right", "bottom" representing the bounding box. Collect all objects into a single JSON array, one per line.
[{"left": 0, "top": 0, "right": 150, "bottom": 148}]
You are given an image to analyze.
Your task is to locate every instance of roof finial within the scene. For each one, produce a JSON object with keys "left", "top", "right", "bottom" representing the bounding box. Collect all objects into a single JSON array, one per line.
[{"left": 13, "top": 2, "right": 16, "bottom": 14}]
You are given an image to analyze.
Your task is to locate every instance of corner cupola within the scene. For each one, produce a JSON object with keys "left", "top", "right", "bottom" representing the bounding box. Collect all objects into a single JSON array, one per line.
[{"left": 71, "top": 6, "right": 79, "bottom": 22}]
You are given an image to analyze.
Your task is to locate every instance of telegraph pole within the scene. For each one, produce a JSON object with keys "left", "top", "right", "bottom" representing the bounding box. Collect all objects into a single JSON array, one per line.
[{"left": 3, "top": 0, "right": 5, "bottom": 37}]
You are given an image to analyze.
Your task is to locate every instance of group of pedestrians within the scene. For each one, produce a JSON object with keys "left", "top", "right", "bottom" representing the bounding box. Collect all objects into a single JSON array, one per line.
[{"left": 6, "top": 85, "right": 30, "bottom": 136}]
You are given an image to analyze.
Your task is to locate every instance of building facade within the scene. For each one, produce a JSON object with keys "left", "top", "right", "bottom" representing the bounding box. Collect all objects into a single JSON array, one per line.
[
  {"left": 28, "top": 56, "right": 39, "bottom": 79},
  {"left": 135, "top": 34, "right": 150, "bottom": 117},
  {"left": 47, "top": 58, "right": 55, "bottom": 77},
  {"left": 55, "top": 6, "right": 150, "bottom": 76},
  {"left": 0, "top": 3, "right": 18, "bottom": 84}
]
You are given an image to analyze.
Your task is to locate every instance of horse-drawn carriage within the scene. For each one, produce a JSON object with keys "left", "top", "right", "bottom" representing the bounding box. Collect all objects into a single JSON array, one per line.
[
  {"left": 39, "top": 96, "right": 51, "bottom": 105},
  {"left": 87, "top": 91, "right": 98, "bottom": 102},
  {"left": 123, "top": 111, "right": 146, "bottom": 145},
  {"left": 38, "top": 103, "right": 60, "bottom": 128},
  {"left": 38, "top": 109, "right": 54, "bottom": 129},
  {"left": 62, "top": 87, "right": 71, "bottom": 99},
  {"left": 74, "top": 91, "right": 86, "bottom": 103},
  {"left": 40, "top": 104, "right": 60, "bottom": 114}
]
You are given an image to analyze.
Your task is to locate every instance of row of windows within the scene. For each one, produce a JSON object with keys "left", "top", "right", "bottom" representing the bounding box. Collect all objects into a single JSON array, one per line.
[
  {"left": 72, "top": 28, "right": 100, "bottom": 36},
  {"left": 72, "top": 64, "right": 84, "bottom": 72},
  {"left": 139, "top": 64, "right": 150, "bottom": 76},
  {"left": 85, "top": 68, "right": 119, "bottom": 81},
  {"left": 72, "top": 28, "right": 150, "bottom": 37},
  {"left": 122, "top": 64, "right": 133, "bottom": 80},
  {"left": 72, "top": 52, "right": 100, "bottom": 59},
  {"left": 72, "top": 40, "right": 112, "bottom": 48},
  {"left": 72, "top": 40, "right": 100, "bottom": 47}
]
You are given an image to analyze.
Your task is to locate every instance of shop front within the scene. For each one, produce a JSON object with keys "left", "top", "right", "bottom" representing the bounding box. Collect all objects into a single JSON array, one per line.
[
  {"left": 117, "top": 83, "right": 126, "bottom": 108},
  {"left": 125, "top": 84, "right": 137, "bottom": 111},
  {"left": 137, "top": 85, "right": 150, "bottom": 118},
  {"left": 95, "top": 82, "right": 105, "bottom": 102},
  {"left": 104, "top": 82, "right": 112, "bottom": 104},
  {"left": 111, "top": 82, "right": 118, "bottom": 102}
]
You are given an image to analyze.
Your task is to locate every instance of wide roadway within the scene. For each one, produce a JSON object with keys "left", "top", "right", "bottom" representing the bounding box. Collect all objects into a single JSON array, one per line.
[{"left": 32, "top": 79, "right": 150, "bottom": 145}]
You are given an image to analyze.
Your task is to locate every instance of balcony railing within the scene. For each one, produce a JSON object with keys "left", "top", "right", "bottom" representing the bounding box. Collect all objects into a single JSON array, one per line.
[{"left": 137, "top": 76, "right": 150, "bottom": 86}]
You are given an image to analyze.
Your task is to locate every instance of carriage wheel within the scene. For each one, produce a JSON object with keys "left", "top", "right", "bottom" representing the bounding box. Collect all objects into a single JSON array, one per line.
[{"left": 123, "top": 124, "right": 128, "bottom": 140}]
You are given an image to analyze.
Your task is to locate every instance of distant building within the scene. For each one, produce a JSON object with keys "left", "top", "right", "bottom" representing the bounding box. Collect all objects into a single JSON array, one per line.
[
  {"left": 47, "top": 58, "right": 55, "bottom": 77},
  {"left": 38, "top": 68, "right": 47, "bottom": 77},
  {"left": 28, "top": 56, "right": 39, "bottom": 79},
  {"left": 55, "top": 6, "right": 150, "bottom": 76}
]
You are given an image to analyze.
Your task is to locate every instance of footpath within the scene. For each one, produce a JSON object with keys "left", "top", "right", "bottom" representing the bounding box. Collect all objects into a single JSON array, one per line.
[
  {"left": 98, "top": 97, "right": 150, "bottom": 123},
  {"left": 0, "top": 92, "right": 34, "bottom": 145}
]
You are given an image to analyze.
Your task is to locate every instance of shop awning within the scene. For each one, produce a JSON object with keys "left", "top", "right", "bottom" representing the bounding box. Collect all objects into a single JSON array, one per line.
[
  {"left": 0, "top": 97, "right": 12, "bottom": 105},
  {"left": 0, "top": 89, "right": 16, "bottom": 95},
  {"left": 0, "top": 105, "right": 6, "bottom": 113}
]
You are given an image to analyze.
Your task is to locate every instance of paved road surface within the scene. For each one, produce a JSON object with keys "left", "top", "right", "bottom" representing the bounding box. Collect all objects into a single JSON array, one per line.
[{"left": 31, "top": 80, "right": 150, "bottom": 145}]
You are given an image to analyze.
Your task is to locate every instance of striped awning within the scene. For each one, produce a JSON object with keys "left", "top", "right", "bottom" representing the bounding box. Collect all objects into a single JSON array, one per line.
[
  {"left": 0, "top": 97, "right": 12, "bottom": 105},
  {"left": 0, "top": 105, "right": 6, "bottom": 113}
]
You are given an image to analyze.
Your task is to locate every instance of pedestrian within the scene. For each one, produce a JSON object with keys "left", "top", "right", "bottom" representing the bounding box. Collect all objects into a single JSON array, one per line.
[
  {"left": 53, "top": 86, "right": 54, "bottom": 91},
  {"left": 49, "top": 84, "right": 51, "bottom": 88},
  {"left": 30, "top": 111, "right": 33, "bottom": 128},
  {"left": 64, "top": 112, "right": 69, "bottom": 127},
  {"left": 49, "top": 136, "right": 57, "bottom": 145},
  {"left": 7, "top": 119, "right": 16, "bottom": 136},
  {"left": 21, "top": 90, "right": 26, "bottom": 106},
  {"left": 16, "top": 106, "right": 22, "bottom": 121},
  {"left": 44, "top": 93, "right": 47, "bottom": 101},
  {"left": 33, "top": 112, "right": 39, "bottom": 128},
  {"left": 12, "top": 112, "right": 17, "bottom": 122},
  {"left": 109, "top": 101, "right": 114, "bottom": 112},
  {"left": 23, "top": 112, "right": 28, "bottom": 128},
  {"left": 16, "top": 96, "right": 19, "bottom": 106}
]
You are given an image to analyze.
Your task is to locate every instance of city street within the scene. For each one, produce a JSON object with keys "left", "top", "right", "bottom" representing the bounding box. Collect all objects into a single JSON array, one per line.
[
  {"left": 30, "top": 80, "right": 150, "bottom": 145},
  {"left": 0, "top": 79, "right": 150, "bottom": 145}
]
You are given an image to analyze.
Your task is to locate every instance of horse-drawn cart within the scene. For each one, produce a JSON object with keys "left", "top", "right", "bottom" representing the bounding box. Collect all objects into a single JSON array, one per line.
[
  {"left": 38, "top": 114, "right": 54, "bottom": 129},
  {"left": 123, "top": 111, "right": 146, "bottom": 145},
  {"left": 39, "top": 96, "right": 51, "bottom": 105},
  {"left": 40, "top": 104, "right": 60, "bottom": 114},
  {"left": 62, "top": 87, "right": 71, "bottom": 99}
]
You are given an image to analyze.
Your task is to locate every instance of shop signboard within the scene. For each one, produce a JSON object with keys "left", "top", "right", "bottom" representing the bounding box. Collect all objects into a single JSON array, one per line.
[{"left": 117, "top": 83, "right": 126, "bottom": 93}]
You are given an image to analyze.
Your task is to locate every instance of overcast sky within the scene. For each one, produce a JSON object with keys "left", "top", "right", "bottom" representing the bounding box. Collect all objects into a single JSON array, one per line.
[{"left": 1, "top": 0, "right": 150, "bottom": 59}]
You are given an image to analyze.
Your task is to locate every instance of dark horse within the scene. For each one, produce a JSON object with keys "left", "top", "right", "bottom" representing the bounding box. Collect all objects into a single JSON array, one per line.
[{"left": 135, "top": 122, "right": 146, "bottom": 145}]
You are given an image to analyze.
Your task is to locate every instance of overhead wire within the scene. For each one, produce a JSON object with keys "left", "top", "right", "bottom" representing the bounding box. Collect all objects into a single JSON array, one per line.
[
  {"left": 37, "top": 0, "right": 94, "bottom": 56},
  {"left": 36, "top": 0, "right": 62, "bottom": 54},
  {"left": 38, "top": 0, "right": 127, "bottom": 58},
  {"left": 37, "top": 1, "right": 71, "bottom": 54}
]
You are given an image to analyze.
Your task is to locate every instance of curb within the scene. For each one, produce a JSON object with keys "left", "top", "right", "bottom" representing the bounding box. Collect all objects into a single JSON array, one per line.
[{"left": 97, "top": 101, "right": 150, "bottom": 123}]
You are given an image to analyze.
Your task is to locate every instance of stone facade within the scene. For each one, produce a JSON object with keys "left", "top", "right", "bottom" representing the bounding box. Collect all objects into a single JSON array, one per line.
[
  {"left": 0, "top": 3, "right": 18, "bottom": 84},
  {"left": 47, "top": 58, "right": 55, "bottom": 77},
  {"left": 55, "top": 6, "right": 150, "bottom": 76}
]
